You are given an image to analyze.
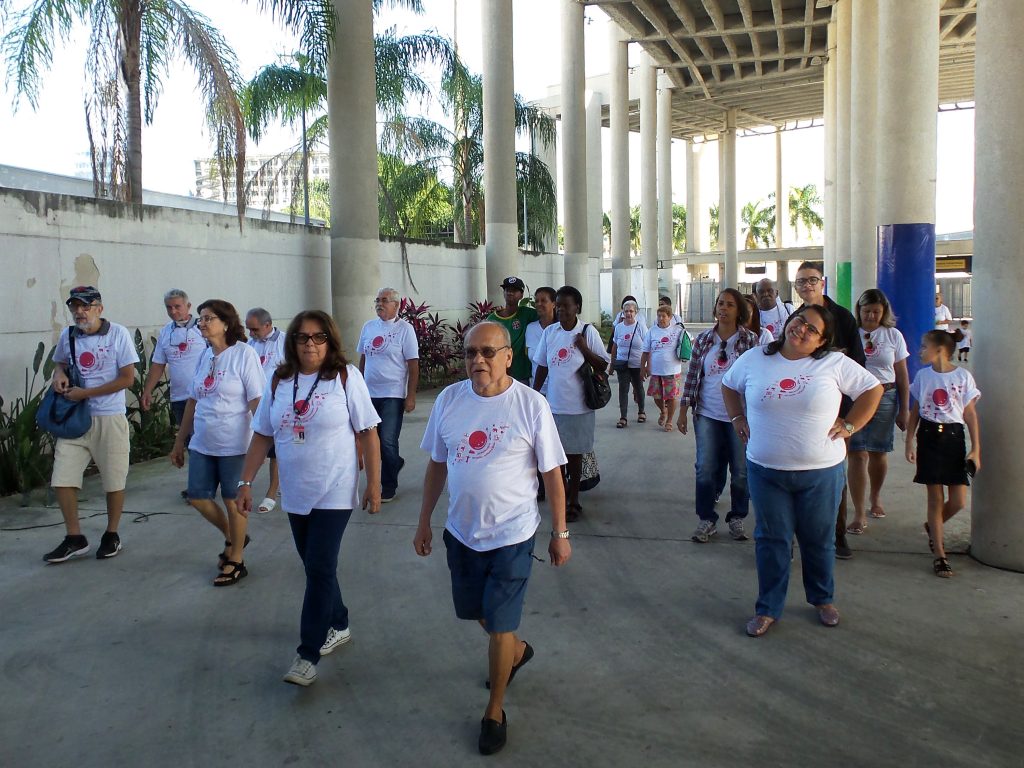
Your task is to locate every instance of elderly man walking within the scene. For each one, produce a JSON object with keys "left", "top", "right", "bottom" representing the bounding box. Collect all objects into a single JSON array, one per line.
[
  {"left": 414, "top": 321, "right": 570, "bottom": 755},
  {"left": 358, "top": 287, "right": 419, "bottom": 503},
  {"left": 754, "top": 278, "right": 794, "bottom": 341},
  {"left": 44, "top": 286, "right": 139, "bottom": 563},
  {"left": 246, "top": 307, "right": 287, "bottom": 513}
]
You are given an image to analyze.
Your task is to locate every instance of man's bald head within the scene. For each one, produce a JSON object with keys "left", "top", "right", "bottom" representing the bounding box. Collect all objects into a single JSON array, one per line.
[{"left": 465, "top": 320, "right": 511, "bottom": 349}]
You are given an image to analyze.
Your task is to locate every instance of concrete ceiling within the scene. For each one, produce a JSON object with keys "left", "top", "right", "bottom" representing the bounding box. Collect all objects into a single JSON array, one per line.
[{"left": 580, "top": 0, "right": 977, "bottom": 140}]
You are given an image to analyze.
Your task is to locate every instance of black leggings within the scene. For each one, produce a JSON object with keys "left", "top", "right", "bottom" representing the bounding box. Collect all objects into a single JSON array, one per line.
[{"left": 615, "top": 365, "right": 646, "bottom": 419}]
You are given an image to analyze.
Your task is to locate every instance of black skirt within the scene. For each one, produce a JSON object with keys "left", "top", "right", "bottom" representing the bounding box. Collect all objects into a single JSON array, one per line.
[{"left": 913, "top": 419, "right": 969, "bottom": 486}]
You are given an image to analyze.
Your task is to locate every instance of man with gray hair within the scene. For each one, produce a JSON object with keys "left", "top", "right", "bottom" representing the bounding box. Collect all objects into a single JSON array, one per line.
[
  {"left": 246, "top": 307, "right": 287, "bottom": 513},
  {"left": 359, "top": 287, "right": 419, "bottom": 503},
  {"left": 143, "top": 289, "right": 206, "bottom": 500}
]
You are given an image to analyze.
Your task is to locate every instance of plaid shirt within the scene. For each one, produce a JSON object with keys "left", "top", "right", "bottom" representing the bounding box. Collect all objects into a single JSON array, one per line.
[{"left": 680, "top": 326, "right": 760, "bottom": 410}]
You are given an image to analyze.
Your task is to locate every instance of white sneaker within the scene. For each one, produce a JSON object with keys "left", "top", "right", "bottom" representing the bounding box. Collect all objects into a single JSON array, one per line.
[
  {"left": 320, "top": 626, "right": 352, "bottom": 656},
  {"left": 282, "top": 656, "right": 317, "bottom": 686}
]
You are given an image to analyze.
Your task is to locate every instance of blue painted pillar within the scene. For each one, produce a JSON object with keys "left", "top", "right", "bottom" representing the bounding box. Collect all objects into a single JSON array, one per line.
[{"left": 877, "top": 224, "right": 934, "bottom": 382}]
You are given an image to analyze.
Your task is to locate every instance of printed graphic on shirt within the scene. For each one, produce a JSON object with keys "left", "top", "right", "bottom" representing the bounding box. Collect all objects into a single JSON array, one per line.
[
  {"left": 707, "top": 350, "right": 736, "bottom": 376},
  {"left": 920, "top": 384, "right": 969, "bottom": 421},
  {"left": 277, "top": 389, "right": 329, "bottom": 430},
  {"left": 453, "top": 423, "right": 511, "bottom": 463},
  {"left": 550, "top": 347, "right": 577, "bottom": 367},
  {"left": 197, "top": 368, "right": 227, "bottom": 396},
  {"left": 650, "top": 332, "right": 675, "bottom": 351},
  {"left": 76, "top": 346, "right": 105, "bottom": 372},
  {"left": 366, "top": 330, "right": 400, "bottom": 355},
  {"left": 762, "top": 375, "right": 813, "bottom": 400}
]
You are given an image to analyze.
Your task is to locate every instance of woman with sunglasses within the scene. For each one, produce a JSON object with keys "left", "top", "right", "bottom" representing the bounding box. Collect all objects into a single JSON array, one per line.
[
  {"left": 721, "top": 306, "right": 883, "bottom": 637},
  {"left": 847, "top": 289, "right": 910, "bottom": 534},
  {"left": 237, "top": 310, "right": 381, "bottom": 686},
  {"left": 170, "top": 299, "right": 265, "bottom": 586},
  {"left": 678, "top": 289, "right": 760, "bottom": 544}
]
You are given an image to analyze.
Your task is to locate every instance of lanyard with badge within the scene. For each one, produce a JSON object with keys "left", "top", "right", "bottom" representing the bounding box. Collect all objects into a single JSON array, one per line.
[{"left": 291, "top": 373, "right": 322, "bottom": 444}]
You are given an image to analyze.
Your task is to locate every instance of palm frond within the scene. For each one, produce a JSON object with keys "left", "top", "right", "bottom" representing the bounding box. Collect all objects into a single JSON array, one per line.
[
  {"left": 254, "top": 0, "right": 333, "bottom": 77},
  {"left": 242, "top": 61, "right": 325, "bottom": 141},
  {"left": 375, "top": 27, "right": 455, "bottom": 115}
]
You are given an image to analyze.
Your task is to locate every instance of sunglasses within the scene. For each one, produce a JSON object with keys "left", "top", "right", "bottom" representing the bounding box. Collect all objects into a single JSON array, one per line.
[
  {"left": 717, "top": 340, "right": 728, "bottom": 365},
  {"left": 293, "top": 332, "right": 329, "bottom": 346},
  {"left": 863, "top": 332, "right": 874, "bottom": 353},
  {"left": 464, "top": 345, "right": 510, "bottom": 359}
]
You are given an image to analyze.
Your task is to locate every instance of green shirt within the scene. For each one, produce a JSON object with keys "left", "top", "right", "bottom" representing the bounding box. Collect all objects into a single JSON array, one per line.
[{"left": 487, "top": 305, "right": 539, "bottom": 381}]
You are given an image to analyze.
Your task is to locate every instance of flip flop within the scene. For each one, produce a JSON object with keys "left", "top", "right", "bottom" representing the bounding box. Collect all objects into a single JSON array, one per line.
[
  {"left": 846, "top": 522, "right": 867, "bottom": 535},
  {"left": 745, "top": 615, "right": 775, "bottom": 637},
  {"left": 637, "top": 413, "right": 647, "bottom": 423},
  {"left": 258, "top": 497, "right": 276, "bottom": 514},
  {"left": 616, "top": 418, "right": 627, "bottom": 429},
  {"left": 869, "top": 506, "right": 887, "bottom": 519}
]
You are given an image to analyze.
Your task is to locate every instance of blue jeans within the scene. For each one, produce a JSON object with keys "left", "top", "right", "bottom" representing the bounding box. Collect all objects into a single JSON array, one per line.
[
  {"left": 288, "top": 509, "right": 352, "bottom": 664},
  {"left": 747, "top": 460, "right": 846, "bottom": 619},
  {"left": 371, "top": 397, "right": 406, "bottom": 493},
  {"left": 694, "top": 414, "right": 748, "bottom": 522}
]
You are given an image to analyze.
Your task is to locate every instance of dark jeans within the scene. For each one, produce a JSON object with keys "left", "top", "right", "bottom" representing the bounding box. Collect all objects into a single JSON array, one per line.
[
  {"left": 694, "top": 414, "right": 748, "bottom": 522},
  {"left": 614, "top": 364, "right": 645, "bottom": 419},
  {"left": 288, "top": 509, "right": 353, "bottom": 664},
  {"left": 371, "top": 397, "right": 406, "bottom": 493}
]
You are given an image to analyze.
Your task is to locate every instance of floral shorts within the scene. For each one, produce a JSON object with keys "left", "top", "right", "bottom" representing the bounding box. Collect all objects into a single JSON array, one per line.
[{"left": 647, "top": 374, "right": 681, "bottom": 400}]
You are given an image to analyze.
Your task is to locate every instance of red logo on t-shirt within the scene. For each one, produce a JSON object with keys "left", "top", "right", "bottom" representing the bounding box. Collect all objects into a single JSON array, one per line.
[
  {"left": 454, "top": 424, "right": 511, "bottom": 463},
  {"left": 766, "top": 323, "right": 776, "bottom": 334},
  {"left": 178, "top": 342, "right": 188, "bottom": 352},
  {"left": 79, "top": 351, "right": 96, "bottom": 369},
  {"left": 932, "top": 389, "right": 949, "bottom": 408},
  {"left": 623, "top": 333, "right": 632, "bottom": 341},
  {"left": 557, "top": 348, "right": 569, "bottom": 360},
  {"left": 762, "top": 375, "right": 812, "bottom": 401},
  {"left": 260, "top": 355, "right": 267, "bottom": 365},
  {"left": 372, "top": 335, "right": 385, "bottom": 349}
]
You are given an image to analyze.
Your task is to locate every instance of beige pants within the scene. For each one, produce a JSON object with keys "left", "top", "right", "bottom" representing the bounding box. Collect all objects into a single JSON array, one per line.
[{"left": 51, "top": 414, "right": 130, "bottom": 492}]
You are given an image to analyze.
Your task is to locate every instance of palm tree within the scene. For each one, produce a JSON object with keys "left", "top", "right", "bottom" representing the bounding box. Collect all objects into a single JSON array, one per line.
[
  {"left": 628, "top": 204, "right": 642, "bottom": 257},
  {"left": 788, "top": 183, "right": 824, "bottom": 241},
  {"left": 741, "top": 200, "right": 775, "bottom": 250},
  {"left": 672, "top": 203, "right": 687, "bottom": 253},
  {"left": 3, "top": 0, "right": 245, "bottom": 208},
  {"left": 709, "top": 203, "right": 720, "bottom": 249}
]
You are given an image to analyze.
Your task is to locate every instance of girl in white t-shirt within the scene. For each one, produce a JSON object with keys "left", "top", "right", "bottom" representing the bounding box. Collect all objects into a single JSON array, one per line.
[
  {"left": 610, "top": 301, "right": 647, "bottom": 428},
  {"left": 905, "top": 329, "right": 981, "bottom": 579}
]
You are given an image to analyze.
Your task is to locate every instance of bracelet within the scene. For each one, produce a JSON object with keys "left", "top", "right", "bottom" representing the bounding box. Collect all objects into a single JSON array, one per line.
[
  {"left": 551, "top": 530, "right": 570, "bottom": 539},
  {"left": 730, "top": 414, "right": 746, "bottom": 423},
  {"left": 236, "top": 480, "right": 252, "bottom": 488}
]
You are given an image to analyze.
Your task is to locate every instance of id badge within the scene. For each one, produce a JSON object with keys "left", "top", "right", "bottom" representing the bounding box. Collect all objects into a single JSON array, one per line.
[{"left": 292, "top": 423, "right": 306, "bottom": 445}]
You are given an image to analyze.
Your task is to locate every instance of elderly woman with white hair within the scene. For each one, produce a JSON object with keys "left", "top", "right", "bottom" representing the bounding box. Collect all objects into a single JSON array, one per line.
[{"left": 609, "top": 300, "right": 647, "bottom": 428}]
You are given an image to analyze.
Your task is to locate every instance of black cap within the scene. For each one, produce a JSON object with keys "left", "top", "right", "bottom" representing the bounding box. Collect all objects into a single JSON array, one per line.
[
  {"left": 66, "top": 285, "right": 102, "bottom": 306},
  {"left": 500, "top": 276, "right": 525, "bottom": 291}
]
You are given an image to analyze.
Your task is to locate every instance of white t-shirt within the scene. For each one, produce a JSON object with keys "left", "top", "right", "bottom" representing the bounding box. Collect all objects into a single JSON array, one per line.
[
  {"left": 253, "top": 365, "right": 380, "bottom": 514},
  {"left": 861, "top": 326, "right": 910, "bottom": 385},
  {"left": 759, "top": 300, "right": 793, "bottom": 340},
  {"left": 357, "top": 317, "right": 419, "bottom": 399},
  {"left": 189, "top": 343, "right": 266, "bottom": 456},
  {"left": 53, "top": 322, "right": 140, "bottom": 416},
  {"left": 525, "top": 319, "right": 551, "bottom": 395},
  {"left": 612, "top": 321, "right": 645, "bottom": 367},
  {"left": 152, "top": 319, "right": 206, "bottom": 402},
  {"left": 934, "top": 304, "right": 953, "bottom": 329},
  {"left": 697, "top": 331, "right": 742, "bottom": 422},
  {"left": 421, "top": 379, "right": 567, "bottom": 552},
  {"left": 534, "top": 320, "right": 610, "bottom": 415},
  {"left": 248, "top": 329, "right": 287, "bottom": 379},
  {"left": 957, "top": 328, "right": 973, "bottom": 349},
  {"left": 723, "top": 350, "right": 880, "bottom": 471},
  {"left": 910, "top": 366, "right": 980, "bottom": 425},
  {"left": 757, "top": 328, "right": 774, "bottom": 346},
  {"left": 642, "top": 322, "right": 685, "bottom": 376}
]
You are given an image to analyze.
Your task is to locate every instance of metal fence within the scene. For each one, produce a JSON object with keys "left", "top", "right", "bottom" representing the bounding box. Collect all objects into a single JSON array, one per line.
[{"left": 936, "top": 277, "right": 972, "bottom": 319}]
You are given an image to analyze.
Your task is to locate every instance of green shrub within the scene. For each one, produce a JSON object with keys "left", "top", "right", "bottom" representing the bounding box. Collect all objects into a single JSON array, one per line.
[{"left": 0, "top": 342, "right": 56, "bottom": 500}]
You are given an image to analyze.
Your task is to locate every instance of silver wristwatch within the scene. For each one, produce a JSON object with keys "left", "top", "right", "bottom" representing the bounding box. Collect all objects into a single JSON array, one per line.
[
  {"left": 843, "top": 422, "right": 856, "bottom": 435},
  {"left": 552, "top": 530, "right": 570, "bottom": 539}
]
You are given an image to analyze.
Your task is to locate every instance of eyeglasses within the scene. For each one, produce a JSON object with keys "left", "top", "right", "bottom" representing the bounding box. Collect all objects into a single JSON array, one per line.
[
  {"left": 794, "top": 277, "right": 822, "bottom": 288},
  {"left": 464, "top": 345, "right": 510, "bottom": 359},
  {"left": 790, "top": 315, "right": 823, "bottom": 337},
  {"left": 717, "top": 340, "right": 728, "bottom": 365},
  {"left": 246, "top": 326, "right": 261, "bottom": 333},
  {"left": 293, "top": 332, "right": 329, "bottom": 346},
  {"left": 374, "top": 298, "right": 397, "bottom": 305},
  {"left": 863, "top": 332, "right": 874, "bottom": 353},
  {"left": 197, "top": 314, "right": 220, "bottom": 325}
]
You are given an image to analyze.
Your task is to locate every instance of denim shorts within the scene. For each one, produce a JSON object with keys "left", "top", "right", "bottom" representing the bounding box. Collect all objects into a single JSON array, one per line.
[
  {"left": 850, "top": 387, "right": 897, "bottom": 453},
  {"left": 187, "top": 450, "right": 246, "bottom": 500},
  {"left": 443, "top": 529, "right": 535, "bottom": 634}
]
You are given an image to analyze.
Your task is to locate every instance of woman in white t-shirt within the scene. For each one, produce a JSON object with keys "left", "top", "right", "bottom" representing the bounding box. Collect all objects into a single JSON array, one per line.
[
  {"left": 609, "top": 301, "right": 647, "bottom": 428},
  {"left": 905, "top": 329, "right": 981, "bottom": 580},
  {"left": 238, "top": 310, "right": 382, "bottom": 686},
  {"left": 847, "top": 289, "right": 911, "bottom": 535},
  {"left": 722, "top": 305, "right": 883, "bottom": 638},
  {"left": 641, "top": 304, "right": 686, "bottom": 431},
  {"left": 170, "top": 299, "right": 266, "bottom": 586}
]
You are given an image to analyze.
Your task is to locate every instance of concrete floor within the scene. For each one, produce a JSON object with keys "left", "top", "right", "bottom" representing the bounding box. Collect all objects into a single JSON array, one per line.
[{"left": 1, "top": 389, "right": 1022, "bottom": 768}]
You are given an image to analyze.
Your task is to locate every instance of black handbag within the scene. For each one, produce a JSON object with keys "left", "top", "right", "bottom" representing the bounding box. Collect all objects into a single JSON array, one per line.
[
  {"left": 37, "top": 328, "right": 92, "bottom": 439},
  {"left": 578, "top": 324, "right": 612, "bottom": 410}
]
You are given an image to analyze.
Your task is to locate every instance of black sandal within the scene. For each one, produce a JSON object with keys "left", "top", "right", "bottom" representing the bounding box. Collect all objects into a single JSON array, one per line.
[
  {"left": 933, "top": 557, "right": 953, "bottom": 578},
  {"left": 616, "top": 418, "right": 627, "bottom": 429},
  {"left": 213, "top": 560, "right": 248, "bottom": 586},
  {"left": 218, "top": 534, "right": 251, "bottom": 567}
]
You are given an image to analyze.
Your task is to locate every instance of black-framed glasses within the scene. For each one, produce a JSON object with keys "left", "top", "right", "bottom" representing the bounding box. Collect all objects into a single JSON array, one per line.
[
  {"left": 791, "top": 315, "right": 823, "bottom": 337},
  {"left": 293, "top": 332, "right": 329, "bottom": 346},
  {"left": 197, "top": 314, "right": 220, "bottom": 325},
  {"left": 794, "top": 277, "right": 822, "bottom": 288},
  {"left": 717, "top": 340, "right": 728, "bottom": 365},
  {"left": 464, "top": 345, "right": 510, "bottom": 359}
]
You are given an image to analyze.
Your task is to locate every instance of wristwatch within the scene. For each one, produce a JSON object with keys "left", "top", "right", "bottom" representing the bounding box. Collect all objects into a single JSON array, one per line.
[
  {"left": 843, "top": 422, "right": 856, "bottom": 436},
  {"left": 552, "top": 530, "right": 570, "bottom": 539}
]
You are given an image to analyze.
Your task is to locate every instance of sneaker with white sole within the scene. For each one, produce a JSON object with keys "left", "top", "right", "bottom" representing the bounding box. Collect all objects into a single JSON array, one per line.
[
  {"left": 96, "top": 531, "right": 122, "bottom": 558},
  {"left": 320, "top": 626, "right": 352, "bottom": 656},
  {"left": 692, "top": 520, "right": 717, "bottom": 543},
  {"left": 727, "top": 519, "right": 749, "bottom": 541},
  {"left": 43, "top": 535, "right": 90, "bottom": 563},
  {"left": 283, "top": 656, "right": 317, "bottom": 686}
]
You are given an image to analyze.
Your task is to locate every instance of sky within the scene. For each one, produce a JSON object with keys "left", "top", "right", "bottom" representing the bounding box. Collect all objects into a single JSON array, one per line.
[{"left": 0, "top": 0, "right": 975, "bottom": 236}]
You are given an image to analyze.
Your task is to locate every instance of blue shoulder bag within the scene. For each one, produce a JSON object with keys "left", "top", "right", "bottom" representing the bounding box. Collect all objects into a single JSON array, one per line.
[{"left": 37, "top": 328, "right": 92, "bottom": 439}]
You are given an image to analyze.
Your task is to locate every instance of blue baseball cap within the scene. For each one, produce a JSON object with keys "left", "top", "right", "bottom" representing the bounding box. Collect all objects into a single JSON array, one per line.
[{"left": 66, "top": 286, "right": 102, "bottom": 306}]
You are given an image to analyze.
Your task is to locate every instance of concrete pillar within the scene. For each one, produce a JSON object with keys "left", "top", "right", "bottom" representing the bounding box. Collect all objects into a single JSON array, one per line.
[
  {"left": 685, "top": 139, "right": 702, "bottom": 253},
  {"left": 586, "top": 90, "right": 604, "bottom": 322},
  {"left": 609, "top": 24, "right": 630, "bottom": 306},
  {"left": 482, "top": 0, "right": 518, "bottom": 306},
  {"left": 849, "top": 0, "right": 879, "bottom": 304},
  {"left": 561, "top": 0, "right": 588, "bottom": 299},
  {"left": 532, "top": 121, "right": 558, "bottom": 253},
  {"left": 969, "top": 0, "right": 1024, "bottom": 571},
  {"left": 834, "top": 0, "right": 852, "bottom": 304},
  {"left": 823, "top": 17, "right": 837, "bottom": 283},
  {"left": 327, "top": 0, "right": 381, "bottom": 352},
  {"left": 776, "top": 260, "right": 792, "bottom": 304},
  {"left": 640, "top": 55, "right": 659, "bottom": 316},
  {"left": 658, "top": 84, "right": 674, "bottom": 270},
  {"left": 720, "top": 109, "right": 738, "bottom": 288},
  {"left": 775, "top": 130, "right": 785, "bottom": 248}
]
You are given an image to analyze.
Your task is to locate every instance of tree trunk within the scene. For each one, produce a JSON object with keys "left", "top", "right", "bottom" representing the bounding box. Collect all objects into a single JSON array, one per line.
[{"left": 120, "top": 1, "right": 144, "bottom": 204}]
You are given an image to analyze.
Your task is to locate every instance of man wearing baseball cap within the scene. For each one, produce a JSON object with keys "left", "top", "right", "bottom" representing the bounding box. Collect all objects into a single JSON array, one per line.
[
  {"left": 44, "top": 286, "right": 139, "bottom": 563},
  {"left": 487, "top": 277, "right": 538, "bottom": 384}
]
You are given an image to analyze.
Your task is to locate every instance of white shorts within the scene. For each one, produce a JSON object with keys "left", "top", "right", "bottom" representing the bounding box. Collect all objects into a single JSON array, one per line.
[{"left": 51, "top": 414, "right": 131, "bottom": 492}]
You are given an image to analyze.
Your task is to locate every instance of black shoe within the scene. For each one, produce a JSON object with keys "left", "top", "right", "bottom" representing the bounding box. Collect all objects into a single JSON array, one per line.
[
  {"left": 180, "top": 489, "right": 189, "bottom": 500},
  {"left": 835, "top": 539, "right": 853, "bottom": 560},
  {"left": 96, "top": 531, "right": 122, "bottom": 559},
  {"left": 478, "top": 711, "right": 507, "bottom": 755},
  {"left": 381, "top": 488, "right": 397, "bottom": 504},
  {"left": 43, "top": 535, "right": 90, "bottom": 563}
]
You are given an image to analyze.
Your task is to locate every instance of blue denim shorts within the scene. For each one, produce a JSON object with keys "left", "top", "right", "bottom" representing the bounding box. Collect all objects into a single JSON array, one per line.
[
  {"left": 443, "top": 529, "right": 535, "bottom": 634},
  {"left": 850, "top": 387, "right": 897, "bottom": 453},
  {"left": 187, "top": 450, "right": 246, "bottom": 500}
]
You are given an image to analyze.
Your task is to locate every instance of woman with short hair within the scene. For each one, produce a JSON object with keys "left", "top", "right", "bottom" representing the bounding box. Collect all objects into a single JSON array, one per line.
[
  {"left": 609, "top": 300, "right": 646, "bottom": 428},
  {"left": 722, "top": 305, "right": 883, "bottom": 637}
]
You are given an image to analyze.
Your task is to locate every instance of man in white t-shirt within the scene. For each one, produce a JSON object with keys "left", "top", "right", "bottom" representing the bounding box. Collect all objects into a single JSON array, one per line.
[
  {"left": 754, "top": 278, "right": 794, "bottom": 341},
  {"left": 358, "top": 287, "right": 420, "bottom": 503},
  {"left": 415, "top": 321, "right": 570, "bottom": 756},
  {"left": 934, "top": 293, "right": 953, "bottom": 330},
  {"left": 246, "top": 307, "right": 288, "bottom": 512},
  {"left": 44, "top": 286, "right": 140, "bottom": 564},
  {"left": 142, "top": 288, "right": 206, "bottom": 501}
]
